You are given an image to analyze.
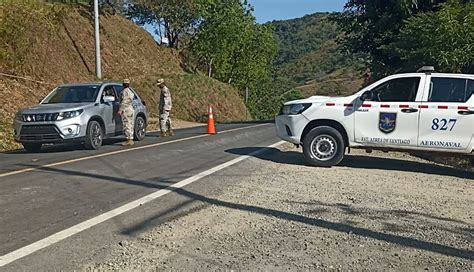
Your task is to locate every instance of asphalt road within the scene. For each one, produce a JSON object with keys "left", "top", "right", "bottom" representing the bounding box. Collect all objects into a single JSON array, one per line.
[{"left": 0, "top": 122, "right": 281, "bottom": 269}]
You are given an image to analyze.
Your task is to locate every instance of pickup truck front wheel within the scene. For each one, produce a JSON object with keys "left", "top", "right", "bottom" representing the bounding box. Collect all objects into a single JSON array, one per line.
[{"left": 303, "top": 126, "right": 345, "bottom": 167}]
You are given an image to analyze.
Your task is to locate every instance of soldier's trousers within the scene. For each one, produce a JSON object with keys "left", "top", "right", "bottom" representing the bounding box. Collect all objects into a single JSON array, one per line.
[
  {"left": 160, "top": 110, "right": 172, "bottom": 132},
  {"left": 122, "top": 108, "right": 135, "bottom": 140}
]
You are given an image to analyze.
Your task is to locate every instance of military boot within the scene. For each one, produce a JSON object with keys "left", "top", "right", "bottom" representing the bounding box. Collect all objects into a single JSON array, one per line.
[
  {"left": 168, "top": 129, "right": 175, "bottom": 136},
  {"left": 160, "top": 131, "right": 168, "bottom": 137},
  {"left": 122, "top": 139, "right": 134, "bottom": 146}
]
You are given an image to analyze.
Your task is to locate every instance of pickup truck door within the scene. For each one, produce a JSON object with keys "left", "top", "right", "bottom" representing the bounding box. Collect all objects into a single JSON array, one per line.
[
  {"left": 418, "top": 76, "right": 474, "bottom": 152},
  {"left": 354, "top": 75, "right": 425, "bottom": 148}
]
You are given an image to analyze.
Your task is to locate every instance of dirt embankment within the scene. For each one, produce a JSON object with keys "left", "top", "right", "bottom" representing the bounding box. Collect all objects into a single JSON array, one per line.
[{"left": 0, "top": 1, "right": 248, "bottom": 150}]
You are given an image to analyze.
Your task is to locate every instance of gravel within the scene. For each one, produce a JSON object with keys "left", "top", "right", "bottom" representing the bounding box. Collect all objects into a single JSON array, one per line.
[{"left": 86, "top": 144, "right": 473, "bottom": 271}]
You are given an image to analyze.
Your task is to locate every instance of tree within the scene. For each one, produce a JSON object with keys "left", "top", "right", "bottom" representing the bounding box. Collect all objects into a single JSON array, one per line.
[
  {"left": 191, "top": 0, "right": 277, "bottom": 91},
  {"left": 127, "top": 0, "right": 201, "bottom": 48},
  {"left": 247, "top": 77, "right": 303, "bottom": 120},
  {"left": 331, "top": 0, "right": 448, "bottom": 78},
  {"left": 393, "top": 0, "right": 474, "bottom": 73}
]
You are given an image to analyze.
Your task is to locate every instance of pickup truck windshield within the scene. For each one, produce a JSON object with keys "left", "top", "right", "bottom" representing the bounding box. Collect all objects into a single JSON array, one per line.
[{"left": 42, "top": 85, "right": 100, "bottom": 104}]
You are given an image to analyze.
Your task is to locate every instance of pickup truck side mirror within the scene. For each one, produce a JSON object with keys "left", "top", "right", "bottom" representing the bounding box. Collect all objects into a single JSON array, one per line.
[
  {"left": 103, "top": 95, "right": 116, "bottom": 103},
  {"left": 360, "top": 91, "right": 373, "bottom": 101}
]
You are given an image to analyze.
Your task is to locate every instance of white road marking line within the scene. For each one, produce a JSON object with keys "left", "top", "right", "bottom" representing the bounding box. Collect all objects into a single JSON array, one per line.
[
  {"left": 0, "top": 140, "right": 285, "bottom": 267},
  {"left": 0, "top": 123, "right": 271, "bottom": 178},
  {"left": 147, "top": 124, "right": 206, "bottom": 133}
]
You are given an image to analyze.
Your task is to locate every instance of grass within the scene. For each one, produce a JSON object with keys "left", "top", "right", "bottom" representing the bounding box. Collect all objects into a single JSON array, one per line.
[
  {"left": 0, "top": 117, "right": 20, "bottom": 151},
  {"left": 135, "top": 74, "right": 248, "bottom": 123}
]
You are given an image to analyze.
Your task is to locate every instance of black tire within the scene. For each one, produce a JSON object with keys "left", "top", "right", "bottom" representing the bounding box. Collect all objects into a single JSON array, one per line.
[
  {"left": 302, "top": 126, "right": 345, "bottom": 167},
  {"left": 134, "top": 115, "right": 146, "bottom": 141},
  {"left": 22, "top": 143, "right": 42, "bottom": 153},
  {"left": 84, "top": 120, "right": 103, "bottom": 150}
]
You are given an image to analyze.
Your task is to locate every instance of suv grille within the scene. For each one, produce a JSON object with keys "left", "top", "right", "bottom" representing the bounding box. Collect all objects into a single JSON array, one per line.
[
  {"left": 20, "top": 125, "right": 62, "bottom": 141},
  {"left": 22, "top": 113, "right": 59, "bottom": 122}
]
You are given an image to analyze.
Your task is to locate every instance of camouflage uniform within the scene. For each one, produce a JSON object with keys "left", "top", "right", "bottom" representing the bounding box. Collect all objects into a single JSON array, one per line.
[
  {"left": 159, "top": 85, "right": 172, "bottom": 134},
  {"left": 120, "top": 87, "right": 135, "bottom": 140}
]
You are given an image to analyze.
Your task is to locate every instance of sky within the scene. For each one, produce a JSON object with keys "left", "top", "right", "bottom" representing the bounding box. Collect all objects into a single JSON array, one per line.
[
  {"left": 248, "top": 0, "right": 346, "bottom": 23},
  {"left": 144, "top": 0, "right": 347, "bottom": 42}
]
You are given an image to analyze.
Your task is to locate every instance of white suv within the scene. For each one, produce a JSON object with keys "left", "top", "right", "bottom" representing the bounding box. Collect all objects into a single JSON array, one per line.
[{"left": 276, "top": 68, "right": 474, "bottom": 167}]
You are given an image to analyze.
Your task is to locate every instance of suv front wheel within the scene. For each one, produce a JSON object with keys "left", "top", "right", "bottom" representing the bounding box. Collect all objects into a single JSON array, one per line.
[
  {"left": 134, "top": 115, "right": 146, "bottom": 141},
  {"left": 84, "top": 120, "right": 103, "bottom": 150},
  {"left": 303, "top": 126, "right": 345, "bottom": 167}
]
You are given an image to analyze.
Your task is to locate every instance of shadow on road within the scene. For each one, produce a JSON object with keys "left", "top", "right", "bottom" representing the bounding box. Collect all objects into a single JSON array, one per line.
[
  {"left": 5, "top": 138, "right": 127, "bottom": 154},
  {"left": 3, "top": 131, "right": 182, "bottom": 154},
  {"left": 286, "top": 200, "right": 472, "bottom": 235},
  {"left": 23, "top": 164, "right": 474, "bottom": 261},
  {"left": 225, "top": 147, "right": 473, "bottom": 180}
]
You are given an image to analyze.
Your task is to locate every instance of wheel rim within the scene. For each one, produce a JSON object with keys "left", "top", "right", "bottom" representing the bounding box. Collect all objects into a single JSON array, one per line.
[
  {"left": 310, "top": 135, "right": 337, "bottom": 161},
  {"left": 91, "top": 123, "right": 102, "bottom": 147},
  {"left": 136, "top": 118, "right": 145, "bottom": 139}
]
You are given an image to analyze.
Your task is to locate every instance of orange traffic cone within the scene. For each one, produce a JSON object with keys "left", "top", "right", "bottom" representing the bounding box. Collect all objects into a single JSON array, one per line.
[{"left": 207, "top": 104, "right": 217, "bottom": 134}]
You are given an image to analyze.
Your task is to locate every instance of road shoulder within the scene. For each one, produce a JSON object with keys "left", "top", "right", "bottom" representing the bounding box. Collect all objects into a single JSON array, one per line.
[{"left": 85, "top": 144, "right": 473, "bottom": 271}]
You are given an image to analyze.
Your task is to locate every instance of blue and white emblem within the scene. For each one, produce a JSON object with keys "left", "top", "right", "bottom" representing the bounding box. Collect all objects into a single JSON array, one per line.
[{"left": 379, "top": 112, "right": 397, "bottom": 134}]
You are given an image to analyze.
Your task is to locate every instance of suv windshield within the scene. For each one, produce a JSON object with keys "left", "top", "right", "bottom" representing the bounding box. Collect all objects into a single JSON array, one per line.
[{"left": 42, "top": 85, "right": 100, "bottom": 104}]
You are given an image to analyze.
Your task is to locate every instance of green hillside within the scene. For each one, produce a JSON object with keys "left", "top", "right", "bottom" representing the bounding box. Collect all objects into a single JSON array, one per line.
[
  {"left": 269, "top": 13, "right": 366, "bottom": 97},
  {"left": 0, "top": 1, "right": 248, "bottom": 151}
]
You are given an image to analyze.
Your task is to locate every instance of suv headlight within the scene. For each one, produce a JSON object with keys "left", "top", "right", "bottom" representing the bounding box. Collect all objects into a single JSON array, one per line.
[
  {"left": 280, "top": 103, "right": 312, "bottom": 115},
  {"left": 56, "top": 109, "right": 83, "bottom": 121}
]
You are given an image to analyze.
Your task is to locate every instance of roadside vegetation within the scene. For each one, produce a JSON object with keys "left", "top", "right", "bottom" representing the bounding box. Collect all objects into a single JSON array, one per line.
[
  {"left": 125, "top": 0, "right": 293, "bottom": 119},
  {"left": 135, "top": 74, "right": 249, "bottom": 123},
  {"left": 331, "top": 0, "right": 474, "bottom": 79},
  {"left": 0, "top": 0, "right": 249, "bottom": 151},
  {"left": 268, "top": 13, "right": 366, "bottom": 98}
]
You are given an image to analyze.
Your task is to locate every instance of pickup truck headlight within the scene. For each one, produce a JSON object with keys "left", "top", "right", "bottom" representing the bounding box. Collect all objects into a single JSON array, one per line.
[
  {"left": 280, "top": 103, "right": 312, "bottom": 115},
  {"left": 56, "top": 109, "right": 83, "bottom": 121}
]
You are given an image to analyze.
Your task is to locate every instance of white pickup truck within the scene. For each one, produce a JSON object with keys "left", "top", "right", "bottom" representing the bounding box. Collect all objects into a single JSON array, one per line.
[{"left": 276, "top": 68, "right": 474, "bottom": 167}]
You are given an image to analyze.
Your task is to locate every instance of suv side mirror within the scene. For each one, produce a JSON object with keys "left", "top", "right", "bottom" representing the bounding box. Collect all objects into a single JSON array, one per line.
[
  {"left": 103, "top": 95, "right": 116, "bottom": 103},
  {"left": 360, "top": 91, "right": 373, "bottom": 101}
]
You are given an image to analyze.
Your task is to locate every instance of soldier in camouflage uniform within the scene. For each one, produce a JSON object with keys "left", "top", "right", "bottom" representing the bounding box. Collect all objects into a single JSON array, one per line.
[
  {"left": 157, "top": 78, "right": 173, "bottom": 137},
  {"left": 119, "top": 79, "right": 135, "bottom": 146}
]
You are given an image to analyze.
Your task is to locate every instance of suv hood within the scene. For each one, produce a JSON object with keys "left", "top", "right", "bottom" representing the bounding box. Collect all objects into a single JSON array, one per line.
[{"left": 20, "top": 103, "right": 93, "bottom": 114}]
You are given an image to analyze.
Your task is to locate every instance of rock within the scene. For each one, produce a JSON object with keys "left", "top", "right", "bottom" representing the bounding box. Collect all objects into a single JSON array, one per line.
[{"left": 119, "top": 240, "right": 129, "bottom": 247}]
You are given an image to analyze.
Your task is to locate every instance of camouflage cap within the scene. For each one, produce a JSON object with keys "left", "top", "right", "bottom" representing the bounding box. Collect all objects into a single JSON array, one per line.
[
  {"left": 157, "top": 78, "right": 165, "bottom": 85},
  {"left": 123, "top": 79, "right": 130, "bottom": 84}
]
